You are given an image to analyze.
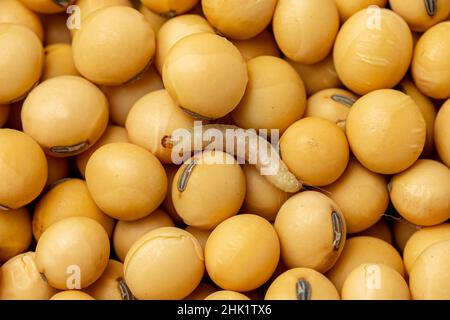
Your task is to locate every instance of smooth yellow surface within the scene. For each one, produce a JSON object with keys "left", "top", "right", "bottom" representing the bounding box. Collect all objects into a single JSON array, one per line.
[
  {"left": 163, "top": 33, "right": 248, "bottom": 119},
  {"left": 73, "top": 0, "right": 132, "bottom": 36},
  {"left": 287, "top": 54, "right": 342, "bottom": 96},
  {"left": 305, "top": 88, "right": 358, "bottom": 130},
  {"left": 0, "top": 0, "right": 43, "bottom": 40},
  {"left": 42, "top": 44, "right": 80, "bottom": 81},
  {"left": 126, "top": 90, "right": 195, "bottom": 164},
  {"left": 205, "top": 290, "right": 250, "bottom": 300},
  {"left": 231, "top": 56, "right": 306, "bottom": 133},
  {"left": 0, "top": 129, "right": 47, "bottom": 209},
  {"left": 390, "top": 160, "right": 450, "bottom": 226},
  {"left": 85, "top": 260, "right": 125, "bottom": 300},
  {"left": 273, "top": 0, "right": 339, "bottom": 64},
  {"left": 0, "top": 207, "right": 32, "bottom": 263},
  {"left": 324, "top": 159, "right": 389, "bottom": 233},
  {"left": 155, "top": 14, "right": 214, "bottom": 74},
  {"left": 241, "top": 164, "right": 289, "bottom": 222},
  {"left": 32, "top": 179, "right": 114, "bottom": 240},
  {"left": 403, "top": 224, "right": 450, "bottom": 274},
  {"left": 102, "top": 67, "right": 164, "bottom": 126},
  {"left": 185, "top": 226, "right": 211, "bottom": 253},
  {"left": 22, "top": 75, "right": 109, "bottom": 157},
  {"left": 275, "top": 191, "right": 346, "bottom": 272},
  {"left": 398, "top": 79, "right": 437, "bottom": 157},
  {"left": 85, "top": 143, "right": 168, "bottom": 221},
  {"left": 334, "top": 9, "right": 413, "bottom": 95},
  {"left": 206, "top": 214, "right": 280, "bottom": 292},
  {"left": 73, "top": 6, "right": 155, "bottom": 85},
  {"left": 412, "top": 22, "right": 450, "bottom": 99},
  {"left": 124, "top": 227, "right": 204, "bottom": 300},
  {"left": 141, "top": 0, "right": 198, "bottom": 15},
  {"left": 280, "top": 117, "right": 349, "bottom": 186},
  {"left": 172, "top": 151, "right": 246, "bottom": 230},
  {"left": 390, "top": 0, "right": 450, "bottom": 31},
  {"left": 202, "top": 0, "right": 277, "bottom": 40},
  {"left": 35, "top": 217, "right": 110, "bottom": 290},
  {"left": 342, "top": 264, "right": 410, "bottom": 300},
  {"left": 346, "top": 89, "right": 426, "bottom": 174},
  {"left": 113, "top": 209, "right": 174, "bottom": 262},
  {"left": 139, "top": 4, "right": 167, "bottom": 34},
  {"left": 335, "top": 0, "right": 388, "bottom": 21},
  {"left": 232, "top": 30, "right": 280, "bottom": 61},
  {"left": 76, "top": 125, "right": 129, "bottom": 177},
  {"left": 20, "top": 0, "right": 73, "bottom": 13},
  {"left": 265, "top": 268, "right": 340, "bottom": 300},
  {"left": 410, "top": 240, "right": 450, "bottom": 300},
  {"left": 435, "top": 99, "right": 450, "bottom": 167},
  {"left": 0, "top": 24, "right": 43, "bottom": 104},
  {"left": 0, "top": 252, "right": 57, "bottom": 300},
  {"left": 50, "top": 291, "right": 95, "bottom": 300},
  {"left": 326, "top": 236, "right": 405, "bottom": 292}
]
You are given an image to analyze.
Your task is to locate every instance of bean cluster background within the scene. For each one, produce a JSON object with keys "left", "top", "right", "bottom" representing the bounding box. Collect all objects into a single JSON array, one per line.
[{"left": 0, "top": 0, "right": 449, "bottom": 301}]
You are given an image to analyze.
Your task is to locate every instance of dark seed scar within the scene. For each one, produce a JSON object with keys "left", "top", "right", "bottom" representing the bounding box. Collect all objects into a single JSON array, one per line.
[
  {"left": 177, "top": 162, "right": 197, "bottom": 192},
  {"left": 296, "top": 279, "right": 312, "bottom": 300},
  {"left": 331, "top": 211, "right": 344, "bottom": 250},
  {"left": 50, "top": 141, "right": 89, "bottom": 154},
  {"left": 331, "top": 94, "right": 356, "bottom": 107},
  {"left": 424, "top": 0, "right": 437, "bottom": 17}
]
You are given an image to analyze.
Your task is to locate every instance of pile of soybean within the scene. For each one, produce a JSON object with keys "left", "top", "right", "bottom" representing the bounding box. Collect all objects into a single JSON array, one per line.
[{"left": 0, "top": 0, "right": 450, "bottom": 301}]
